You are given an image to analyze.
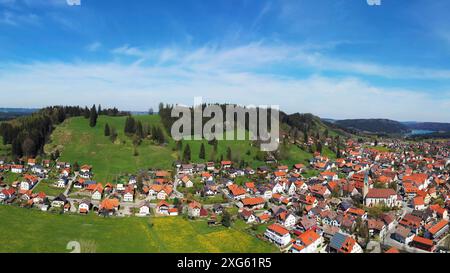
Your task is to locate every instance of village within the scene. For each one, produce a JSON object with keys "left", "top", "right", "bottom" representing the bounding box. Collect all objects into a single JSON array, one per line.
[{"left": 1, "top": 138, "right": 450, "bottom": 254}]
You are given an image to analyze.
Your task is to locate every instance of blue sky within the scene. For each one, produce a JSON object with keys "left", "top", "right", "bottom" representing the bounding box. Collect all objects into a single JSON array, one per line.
[{"left": 1, "top": 0, "right": 450, "bottom": 121}]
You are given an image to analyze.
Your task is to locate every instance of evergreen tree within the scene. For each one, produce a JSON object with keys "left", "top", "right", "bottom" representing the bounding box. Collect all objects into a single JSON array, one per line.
[
  {"left": 176, "top": 140, "right": 183, "bottom": 151},
  {"left": 83, "top": 107, "right": 90, "bottom": 119},
  {"left": 226, "top": 146, "right": 232, "bottom": 160},
  {"left": 199, "top": 143, "right": 206, "bottom": 159},
  {"left": 73, "top": 161, "right": 80, "bottom": 172},
  {"left": 221, "top": 210, "right": 232, "bottom": 227},
  {"left": 183, "top": 144, "right": 191, "bottom": 162},
  {"left": 110, "top": 127, "right": 118, "bottom": 143},
  {"left": 316, "top": 141, "right": 323, "bottom": 153},
  {"left": 21, "top": 137, "right": 36, "bottom": 156},
  {"left": 136, "top": 121, "right": 144, "bottom": 138},
  {"left": 124, "top": 116, "right": 136, "bottom": 134},
  {"left": 104, "top": 123, "right": 111, "bottom": 136},
  {"left": 89, "top": 104, "right": 98, "bottom": 127}
]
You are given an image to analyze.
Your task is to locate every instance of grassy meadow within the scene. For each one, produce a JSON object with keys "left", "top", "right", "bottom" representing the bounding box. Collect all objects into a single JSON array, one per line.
[
  {"left": 45, "top": 115, "right": 177, "bottom": 182},
  {"left": 44, "top": 114, "right": 312, "bottom": 182},
  {"left": 0, "top": 205, "right": 277, "bottom": 253}
]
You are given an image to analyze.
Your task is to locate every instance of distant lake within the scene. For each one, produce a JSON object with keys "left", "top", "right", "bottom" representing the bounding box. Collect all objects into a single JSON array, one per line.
[{"left": 406, "top": 129, "right": 436, "bottom": 136}]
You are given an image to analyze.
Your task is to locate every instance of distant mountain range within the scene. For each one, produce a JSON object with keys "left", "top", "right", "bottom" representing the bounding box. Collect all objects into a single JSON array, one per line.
[
  {"left": 0, "top": 108, "right": 38, "bottom": 121},
  {"left": 323, "top": 118, "right": 450, "bottom": 135},
  {"left": 401, "top": 121, "right": 450, "bottom": 132},
  {"left": 331, "top": 119, "right": 410, "bottom": 134}
]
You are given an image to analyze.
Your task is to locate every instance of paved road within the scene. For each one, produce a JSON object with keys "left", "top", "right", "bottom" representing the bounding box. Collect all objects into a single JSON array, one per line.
[
  {"left": 172, "top": 176, "right": 184, "bottom": 199},
  {"left": 63, "top": 174, "right": 78, "bottom": 196}
]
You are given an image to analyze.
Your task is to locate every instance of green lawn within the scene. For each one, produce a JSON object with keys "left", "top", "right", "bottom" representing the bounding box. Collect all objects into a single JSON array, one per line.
[
  {"left": 322, "top": 146, "right": 337, "bottom": 160},
  {"left": 1, "top": 172, "right": 21, "bottom": 186},
  {"left": 279, "top": 144, "right": 313, "bottom": 166},
  {"left": 33, "top": 179, "right": 65, "bottom": 196},
  {"left": 0, "top": 205, "right": 277, "bottom": 253},
  {"left": 45, "top": 115, "right": 177, "bottom": 182},
  {"left": 181, "top": 129, "right": 263, "bottom": 166},
  {"left": 364, "top": 145, "right": 392, "bottom": 152}
]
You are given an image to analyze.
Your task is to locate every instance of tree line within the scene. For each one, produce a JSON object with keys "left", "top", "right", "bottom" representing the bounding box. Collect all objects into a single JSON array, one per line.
[{"left": 0, "top": 105, "right": 129, "bottom": 158}]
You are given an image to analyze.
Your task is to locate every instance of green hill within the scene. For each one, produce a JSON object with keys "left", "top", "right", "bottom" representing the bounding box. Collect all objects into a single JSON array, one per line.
[
  {"left": 45, "top": 115, "right": 176, "bottom": 182},
  {"left": 42, "top": 111, "right": 347, "bottom": 182},
  {"left": 334, "top": 119, "right": 410, "bottom": 134}
]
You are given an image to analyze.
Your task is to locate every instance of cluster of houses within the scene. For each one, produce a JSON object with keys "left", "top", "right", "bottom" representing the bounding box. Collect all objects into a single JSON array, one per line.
[
  {"left": 1, "top": 138, "right": 450, "bottom": 253},
  {"left": 254, "top": 140, "right": 450, "bottom": 253}
]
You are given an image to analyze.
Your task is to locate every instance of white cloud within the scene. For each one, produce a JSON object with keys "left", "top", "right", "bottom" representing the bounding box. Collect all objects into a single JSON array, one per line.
[
  {"left": 86, "top": 42, "right": 102, "bottom": 52},
  {"left": 0, "top": 56, "right": 449, "bottom": 122},
  {"left": 0, "top": 10, "right": 39, "bottom": 26},
  {"left": 110, "top": 42, "right": 450, "bottom": 80}
]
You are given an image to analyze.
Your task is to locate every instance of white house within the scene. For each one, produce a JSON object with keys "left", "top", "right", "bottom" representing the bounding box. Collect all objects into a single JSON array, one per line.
[
  {"left": 139, "top": 204, "right": 150, "bottom": 216},
  {"left": 92, "top": 190, "right": 102, "bottom": 200},
  {"left": 291, "top": 230, "right": 324, "bottom": 253},
  {"left": 78, "top": 201, "right": 90, "bottom": 214},
  {"left": 188, "top": 201, "right": 201, "bottom": 218},
  {"left": 180, "top": 176, "right": 193, "bottom": 188},
  {"left": 20, "top": 181, "right": 30, "bottom": 191},
  {"left": 265, "top": 224, "right": 292, "bottom": 247},
  {"left": 11, "top": 165, "right": 23, "bottom": 174},
  {"left": 56, "top": 179, "right": 66, "bottom": 188},
  {"left": 123, "top": 192, "right": 134, "bottom": 202},
  {"left": 272, "top": 183, "right": 284, "bottom": 194},
  {"left": 281, "top": 213, "right": 297, "bottom": 229}
]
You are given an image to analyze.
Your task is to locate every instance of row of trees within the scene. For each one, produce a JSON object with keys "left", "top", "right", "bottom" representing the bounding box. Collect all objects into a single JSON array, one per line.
[
  {"left": 0, "top": 105, "right": 129, "bottom": 158},
  {"left": 179, "top": 141, "right": 236, "bottom": 164},
  {"left": 123, "top": 116, "right": 166, "bottom": 144}
]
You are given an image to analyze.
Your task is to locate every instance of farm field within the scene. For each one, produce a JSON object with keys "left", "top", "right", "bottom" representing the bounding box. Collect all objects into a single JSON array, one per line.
[{"left": 0, "top": 205, "right": 277, "bottom": 253}]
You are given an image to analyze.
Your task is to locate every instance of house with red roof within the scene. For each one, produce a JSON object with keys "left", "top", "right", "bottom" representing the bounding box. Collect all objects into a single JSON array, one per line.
[
  {"left": 411, "top": 236, "right": 435, "bottom": 252},
  {"left": 412, "top": 196, "right": 425, "bottom": 210},
  {"left": 188, "top": 201, "right": 202, "bottom": 218},
  {"left": 425, "top": 219, "right": 449, "bottom": 240},
  {"left": 238, "top": 197, "right": 265, "bottom": 210},
  {"left": 290, "top": 229, "right": 324, "bottom": 253},
  {"left": 264, "top": 223, "right": 291, "bottom": 248},
  {"left": 364, "top": 188, "right": 400, "bottom": 208},
  {"left": 227, "top": 184, "right": 246, "bottom": 200}
]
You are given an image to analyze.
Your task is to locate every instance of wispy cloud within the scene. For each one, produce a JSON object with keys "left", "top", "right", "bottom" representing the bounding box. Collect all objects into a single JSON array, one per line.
[
  {"left": 111, "top": 42, "right": 450, "bottom": 81},
  {"left": 2, "top": 42, "right": 450, "bottom": 122},
  {"left": 0, "top": 10, "right": 40, "bottom": 26},
  {"left": 86, "top": 41, "right": 102, "bottom": 52}
]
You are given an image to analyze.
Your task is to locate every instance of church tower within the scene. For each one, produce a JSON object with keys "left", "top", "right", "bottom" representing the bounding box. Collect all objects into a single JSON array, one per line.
[{"left": 363, "top": 171, "right": 369, "bottom": 199}]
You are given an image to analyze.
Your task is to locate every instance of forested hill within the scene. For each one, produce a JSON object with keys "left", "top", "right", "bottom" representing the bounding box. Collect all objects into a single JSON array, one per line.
[
  {"left": 404, "top": 122, "right": 450, "bottom": 132},
  {"left": 0, "top": 105, "right": 129, "bottom": 158},
  {"left": 158, "top": 103, "right": 351, "bottom": 138},
  {"left": 1, "top": 103, "right": 353, "bottom": 160},
  {"left": 334, "top": 119, "right": 410, "bottom": 134}
]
